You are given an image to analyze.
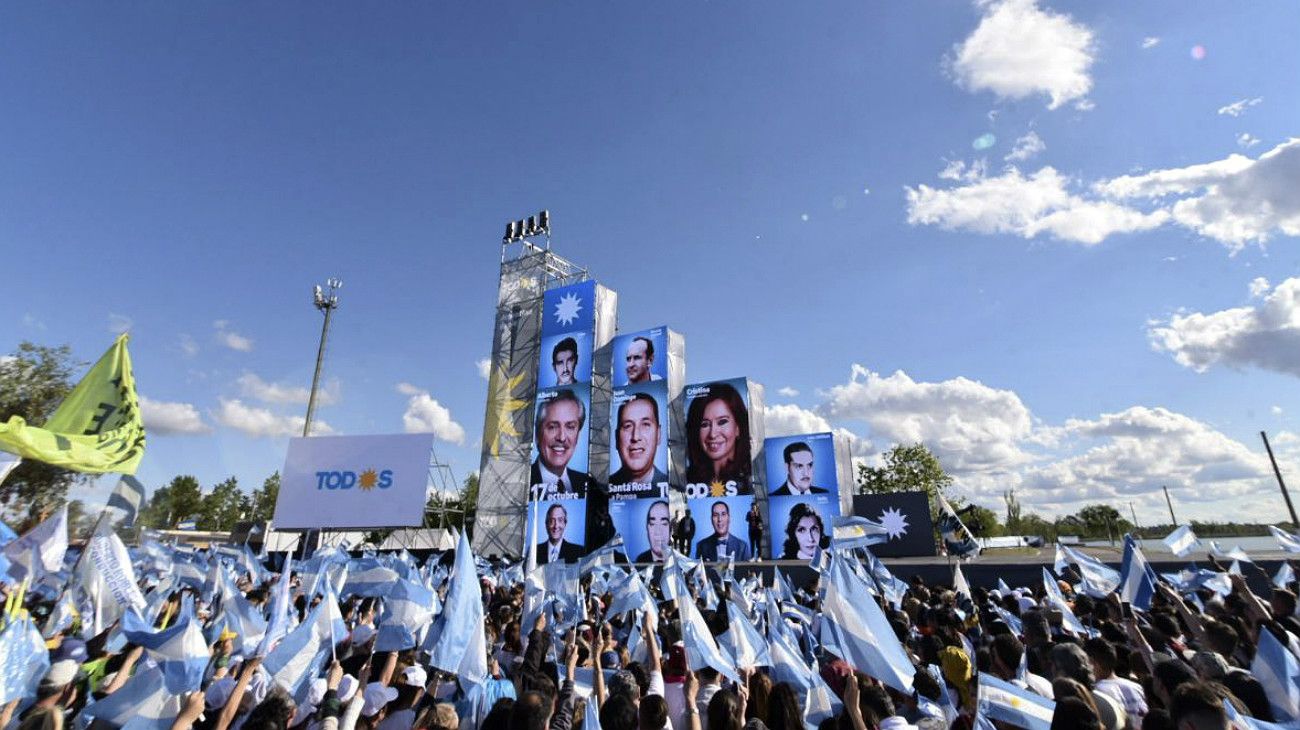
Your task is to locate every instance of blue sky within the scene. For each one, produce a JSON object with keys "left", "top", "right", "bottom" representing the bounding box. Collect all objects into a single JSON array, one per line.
[{"left": 3, "top": 1, "right": 1298, "bottom": 523}]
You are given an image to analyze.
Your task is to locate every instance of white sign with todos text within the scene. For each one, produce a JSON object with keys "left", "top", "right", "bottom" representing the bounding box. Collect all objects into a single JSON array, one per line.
[{"left": 273, "top": 433, "right": 433, "bottom": 529}]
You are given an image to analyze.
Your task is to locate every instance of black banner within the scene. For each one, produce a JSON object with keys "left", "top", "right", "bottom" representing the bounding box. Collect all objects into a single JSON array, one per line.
[{"left": 852, "top": 492, "right": 936, "bottom": 557}]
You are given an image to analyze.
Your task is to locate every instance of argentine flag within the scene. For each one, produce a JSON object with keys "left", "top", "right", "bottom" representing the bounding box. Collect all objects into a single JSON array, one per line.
[
  {"left": 121, "top": 611, "right": 211, "bottom": 693},
  {"left": 1271, "top": 527, "right": 1300, "bottom": 554},
  {"left": 1253, "top": 627, "right": 1300, "bottom": 723},
  {"left": 1118, "top": 535, "right": 1157, "bottom": 611},
  {"left": 978, "top": 672, "right": 1056, "bottom": 730},
  {"left": 1163, "top": 525, "right": 1200, "bottom": 557}
]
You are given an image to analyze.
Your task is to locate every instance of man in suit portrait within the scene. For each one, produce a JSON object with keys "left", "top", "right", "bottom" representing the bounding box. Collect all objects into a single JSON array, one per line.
[
  {"left": 694, "top": 501, "right": 751, "bottom": 561},
  {"left": 536, "top": 503, "right": 582, "bottom": 565},
  {"left": 529, "top": 389, "right": 591, "bottom": 500},
  {"left": 552, "top": 337, "right": 579, "bottom": 386},
  {"left": 769, "top": 441, "right": 829, "bottom": 496},
  {"left": 634, "top": 500, "right": 672, "bottom": 563},
  {"left": 609, "top": 393, "right": 669, "bottom": 495},
  {"left": 624, "top": 336, "right": 662, "bottom": 384}
]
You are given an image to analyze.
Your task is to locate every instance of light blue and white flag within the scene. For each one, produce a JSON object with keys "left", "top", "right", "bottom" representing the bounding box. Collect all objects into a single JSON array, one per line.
[
  {"left": 263, "top": 582, "right": 347, "bottom": 701},
  {"left": 0, "top": 617, "right": 49, "bottom": 705},
  {"left": 821, "top": 554, "right": 914, "bottom": 693},
  {"left": 375, "top": 578, "right": 436, "bottom": 652},
  {"left": 1061, "top": 545, "right": 1121, "bottom": 599},
  {"left": 1042, "top": 568, "right": 1091, "bottom": 637},
  {"left": 256, "top": 554, "right": 294, "bottom": 656},
  {"left": 427, "top": 530, "right": 488, "bottom": 686},
  {"left": 1118, "top": 535, "right": 1158, "bottom": 611},
  {"left": 105, "top": 475, "right": 146, "bottom": 528},
  {"left": 578, "top": 533, "right": 626, "bottom": 574},
  {"left": 1272, "top": 527, "right": 1300, "bottom": 554},
  {"left": 121, "top": 611, "right": 211, "bottom": 693},
  {"left": 992, "top": 605, "right": 1024, "bottom": 636},
  {"left": 1254, "top": 627, "right": 1300, "bottom": 723},
  {"left": 3, "top": 506, "right": 67, "bottom": 581},
  {"left": 80, "top": 667, "right": 181, "bottom": 730},
  {"left": 1224, "top": 697, "right": 1300, "bottom": 730},
  {"left": 1277, "top": 563, "right": 1296, "bottom": 590},
  {"left": 1053, "top": 545, "right": 1069, "bottom": 575},
  {"left": 1164, "top": 525, "right": 1201, "bottom": 557},
  {"left": 720, "top": 598, "right": 771, "bottom": 670},
  {"left": 937, "top": 496, "right": 980, "bottom": 559},
  {"left": 832, "top": 515, "right": 890, "bottom": 551},
  {"left": 765, "top": 593, "right": 841, "bottom": 728},
  {"left": 606, "top": 567, "right": 657, "bottom": 621},
  {"left": 341, "top": 558, "right": 400, "bottom": 597},
  {"left": 1211, "top": 542, "right": 1254, "bottom": 563},
  {"left": 977, "top": 672, "right": 1056, "bottom": 730},
  {"left": 679, "top": 582, "right": 740, "bottom": 683},
  {"left": 997, "top": 578, "right": 1012, "bottom": 595}
]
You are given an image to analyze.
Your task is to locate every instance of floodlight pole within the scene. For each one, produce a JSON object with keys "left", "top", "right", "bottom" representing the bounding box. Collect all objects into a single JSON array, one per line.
[
  {"left": 304, "top": 279, "right": 342, "bottom": 438},
  {"left": 1262, "top": 431, "right": 1300, "bottom": 528},
  {"left": 1162, "top": 485, "right": 1178, "bottom": 525}
]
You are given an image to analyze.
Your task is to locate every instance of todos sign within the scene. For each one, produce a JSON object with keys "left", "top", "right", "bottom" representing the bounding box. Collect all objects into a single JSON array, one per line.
[{"left": 273, "top": 433, "right": 433, "bottom": 529}]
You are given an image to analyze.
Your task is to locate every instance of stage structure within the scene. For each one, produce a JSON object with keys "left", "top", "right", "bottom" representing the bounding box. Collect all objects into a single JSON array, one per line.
[{"left": 472, "top": 219, "right": 618, "bottom": 558}]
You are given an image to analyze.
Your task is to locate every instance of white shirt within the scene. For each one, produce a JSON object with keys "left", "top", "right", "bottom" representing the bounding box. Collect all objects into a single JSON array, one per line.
[
  {"left": 548, "top": 541, "right": 561, "bottom": 563},
  {"left": 538, "top": 464, "right": 568, "bottom": 497}
]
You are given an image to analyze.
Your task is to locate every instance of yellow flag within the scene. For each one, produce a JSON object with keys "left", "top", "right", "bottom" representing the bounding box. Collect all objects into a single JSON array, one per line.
[{"left": 0, "top": 334, "right": 146, "bottom": 474}]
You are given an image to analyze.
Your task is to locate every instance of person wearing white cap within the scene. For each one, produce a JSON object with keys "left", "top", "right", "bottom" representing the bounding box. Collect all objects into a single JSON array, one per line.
[
  {"left": 360, "top": 683, "right": 398, "bottom": 727},
  {"left": 16, "top": 660, "right": 80, "bottom": 728},
  {"left": 375, "top": 665, "right": 426, "bottom": 730}
]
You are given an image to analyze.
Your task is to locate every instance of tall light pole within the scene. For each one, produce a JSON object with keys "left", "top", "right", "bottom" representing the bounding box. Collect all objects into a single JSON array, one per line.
[{"left": 304, "top": 278, "right": 341, "bottom": 438}]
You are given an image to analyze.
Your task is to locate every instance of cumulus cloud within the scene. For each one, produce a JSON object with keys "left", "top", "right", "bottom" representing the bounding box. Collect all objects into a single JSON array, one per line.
[
  {"left": 213, "top": 321, "right": 253, "bottom": 352},
  {"left": 947, "top": 0, "right": 1095, "bottom": 110},
  {"left": 1148, "top": 276, "right": 1300, "bottom": 377},
  {"left": 215, "top": 398, "right": 332, "bottom": 438},
  {"left": 1217, "top": 97, "right": 1262, "bottom": 117},
  {"left": 237, "top": 372, "right": 338, "bottom": 406},
  {"left": 400, "top": 387, "right": 466, "bottom": 445},
  {"left": 1249, "top": 277, "right": 1271, "bottom": 298},
  {"left": 776, "top": 387, "right": 800, "bottom": 398},
  {"left": 818, "top": 364, "right": 1034, "bottom": 474},
  {"left": 107, "top": 314, "right": 133, "bottom": 335},
  {"left": 1141, "top": 37, "right": 1160, "bottom": 49},
  {"left": 1005, "top": 131, "right": 1046, "bottom": 162},
  {"left": 906, "top": 165, "right": 1167, "bottom": 245},
  {"left": 909, "top": 138, "right": 1300, "bottom": 251},
  {"left": 476, "top": 358, "right": 491, "bottom": 380},
  {"left": 140, "top": 396, "right": 210, "bottom": 435}
]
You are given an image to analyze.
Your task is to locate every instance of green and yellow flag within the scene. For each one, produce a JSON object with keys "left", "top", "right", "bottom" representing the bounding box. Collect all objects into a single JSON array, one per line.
[{"left": 0, "top": 334, "right": 146, "bottom": 474}]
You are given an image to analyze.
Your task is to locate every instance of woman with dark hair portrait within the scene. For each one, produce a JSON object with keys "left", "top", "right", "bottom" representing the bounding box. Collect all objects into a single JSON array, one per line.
[
  {"left": 685, "top": 383, "right": 752, "bottom": 490},
  {"left": 781, "top": 502, "right": 827, "bottom": 560}
]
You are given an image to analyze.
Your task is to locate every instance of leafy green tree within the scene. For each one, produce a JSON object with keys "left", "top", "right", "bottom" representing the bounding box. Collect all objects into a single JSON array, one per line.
[
  {"left": 140, "top": 475, "right": 203, "bottom": 528},
  {"left": 198, "top": 477, "right": 245, "bottom": 531},
  {"left": 959, "top": 503, "right": 1003, "bottom": 537},
  {"left": 249, "top": 472, "right": 280, "bottom": 523},
  {"left": 0, "top": 342, "right": 88, "bottom": 525},
  {"left": 856, "top": 443, "right": 954, "bottom": 503},
  {"left": 1003, "top": 489, "right": 1022, "bottom": 533},
  {"left": 1073, "top": 504, "right": 1130, "bottom": 539}
]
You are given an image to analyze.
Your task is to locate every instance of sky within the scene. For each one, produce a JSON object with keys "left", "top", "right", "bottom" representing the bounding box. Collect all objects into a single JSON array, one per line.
[{"left": 2, "top": 1, "right": 1298, "bottom": 524}]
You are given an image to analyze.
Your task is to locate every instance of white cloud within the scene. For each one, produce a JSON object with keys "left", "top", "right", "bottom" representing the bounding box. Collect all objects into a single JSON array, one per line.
[
  {"left": 1217, "top": 97, "right": 1263, "bottom": 117},
  {"left": 910, "top": 138, "right": 1300, "bottom": 251},
  {"left": 947, "top": 0, "right": 1095, "bottom": 110},
  {"left": 213, "top": 320, "right": 254, "bottom": 352},
  {"left": 1141, "top": 37, "right": 1160, "bottom": 49},
  {"left": 1249, "top": 277, "right": 1271, "bottom": 298},
  {"left": 776, "top": 386, "right": 800, "bottom": 398},
  {"left": 178, "top": 334, "right": 198, "bottom": 358},
  {"left": 1020, "top": 406, "right": 1270, "bottom": 508},
  {"left": 215, "top": 398, "right": 332, "bottom": 438},
  {"left": 1273, "top": 405, "right": 1284, "bottom": 416},
  {"left": 1148, "top": 275, "right": 1300, "bottom": 377},
  {"left": 1237, "top": 133, "right": 1261, "bottom": 149},
  {"left": 819, "top": 364, "right": 1034, "bottom": 474},
  {"left": 906, "top": 165, "right": 1167, "bottom": 245},
  {"left": 140, "top": 396, "right": 210, "bottom": 435},
  {"left": 763, "top": 403, "right": 872, "bottom": 457},
  {"left": 476, "top": 358, "right": 491, "bottom": 380},
  {"left": 1005, "top": 131, "right": 1046, "bottom": 162},
  {"left": 401, "top": 390, "right": 466, "bottom": 445},
  {"left": 395, "top": 382, "right": 423, "bottom": 396},
  {"left": 237, "top": 372, "right": 337, "bottom": 406},
  {"left": 107, "top": 313, "right": 133, "bottom": 335}
]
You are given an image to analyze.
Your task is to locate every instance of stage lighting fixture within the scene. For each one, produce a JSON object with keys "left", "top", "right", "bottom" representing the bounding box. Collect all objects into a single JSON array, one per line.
[
  {"left": 504, "top": 222, "right": 514, "bottom": 242},
  {"left": 526, "top": 215, "right": 538, "bottom": 235},
  {"left": 538, "top": 210, "right": 549, "bottom": 233}
]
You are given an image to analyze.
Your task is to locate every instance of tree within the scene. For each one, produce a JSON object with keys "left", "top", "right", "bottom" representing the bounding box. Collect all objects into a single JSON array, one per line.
[
  {"left": 1072, "top": 504, "right": 1131, "bottom": 539},
  {"left": 856, "top": 443, "right": 954, "bottom": 502},
  {"left": 139, "top": 475, "right": 203, "bottom": 528},
  {"left": 958, "top": 503, "right": 1003, "bottom": 537},
  {"left": 248, "top": 472, "right": 280, "bottom": 523},
  {"left": 422, "top": 473, "right": 480, "bottom": 537},
  {"left": 198, "top": 477, "right": 245, "bottom": 531},
  {"left": 0, "top": 342, "right": 88, "bottom": 525},
  {"left": 1003, "top": 489, "right": 1022, "bottom": 533}
]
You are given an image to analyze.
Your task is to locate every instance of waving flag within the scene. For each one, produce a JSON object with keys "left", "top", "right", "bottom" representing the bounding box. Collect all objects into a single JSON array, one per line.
[
  {"left": 821, "top": 554, "right": 914, "bottom": 693},
  {"left": 427, "top": 530, "right": 488, "bottom": 685},
  {"left": 978, "top": 672, "right": 1056, "bottom": 730},
  {"left": 1210, "top": 542, "right": 1253, "bottom": 563},
  {"left": 832, "top": 515, "right": 890, "bottom": 551},
  {"left": 1060, "top": 545, "right": 1121, "bottom": 598},
  {"left": 1042, "top": 568, "right": 1091, "bottom": 637},
  {"left": 1118, "top": 535, "right": 1158, "bottom": 611},
  {"left": 1163, "top": 525, "right": 1201, "bottom": 557},
  {"left": 78, "top": 524, "right": 148, "bottom": 637},
  {"left": 679, "top": 585, "right": 740, "bottom": 683},
  {"left": 256, "top": 554, "right": 294, "bottom": 656},
  {"left": 0, "top": 617, "right": 49, "bottom": 705},
  {"left": 375, "top": 578, "right": 437, "bottom": 652},
  {"left": 80, "top": 667, "right": 181, "bottom": 730},
  {"left": 937, "top": 496, "right": 980, "bottom": 559},
  {"left": 997, "top": 577, "right": 1012, "bottom": 594},
  {"left": 1254, "top": 627, "right": 1300, "bottom": 723},
  {"left": 105, "top": 475, "right": 146, "bottom": 527},
  {"left": 606, "top": 567, "right": 657, "bottom": 621},
  {"left": 341, "top": 559, "right": 400, "bottom": 597},
  {"left": 1271, "top": 527, "right": 1300, "bottom": 554},
  {"left": 263, "top": 582, "right": 347, "bottom": 701},
  {"left": 3, "top": 506, "right": 68, "bottom": 581},
  {"left": 720, "top": 598, "right": 771, "bottom": 670},
  {"left": 579, "top": 533, "right": 626, "bottom": 574},
  {"left": 1276, "top": 563, "right": 1296, "bottom": 590},
  {"left": 121, "top": 611, "right": 211, "bottom": 693}
]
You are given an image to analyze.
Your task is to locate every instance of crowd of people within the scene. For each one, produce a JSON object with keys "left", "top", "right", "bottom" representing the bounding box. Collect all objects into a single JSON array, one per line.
[{"left": 2, "top": 522, "right": 1297, "bottom": 730}]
